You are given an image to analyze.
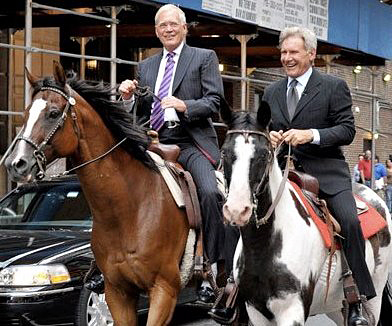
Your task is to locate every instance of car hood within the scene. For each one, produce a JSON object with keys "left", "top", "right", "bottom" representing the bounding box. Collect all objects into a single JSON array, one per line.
[{"left": 0, "top": 229, "right": 91, "bottom": 268}]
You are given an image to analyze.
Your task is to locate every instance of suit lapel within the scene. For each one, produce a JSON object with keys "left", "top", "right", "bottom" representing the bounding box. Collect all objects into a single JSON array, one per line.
[
  {"left": 146, "top": 51, "right": 162, "bottom": 92},
  {"left": 292, "top": 69, "right": 321, "bottom": 120},
  {"left": 172, "top": 44, "right": 193, "bottom": 94},
  {"left": 276, "top": 78, "right": 290, "bottom": 123}
]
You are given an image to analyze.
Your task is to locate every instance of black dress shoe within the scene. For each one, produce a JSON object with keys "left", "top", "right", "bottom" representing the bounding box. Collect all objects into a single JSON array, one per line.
[
  {"left": 209, "top": 305, "right": 238, "bottom": 325},
  {"left": 84, "top": 273, "right": 105, "bottom": 294},
  {"left": 348, "top": 302, "right": 369, "bottom": 326},
  {"left": 197, "top": 286, "right": 215, "bottom": 304}
]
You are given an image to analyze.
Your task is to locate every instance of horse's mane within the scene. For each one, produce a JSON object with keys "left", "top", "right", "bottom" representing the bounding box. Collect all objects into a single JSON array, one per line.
[
  {"left": 32, "top": 75, "right": 156, "bottom": 170},
  {"left": 229, "top": 111, "right": 264, "bottom": 131}
]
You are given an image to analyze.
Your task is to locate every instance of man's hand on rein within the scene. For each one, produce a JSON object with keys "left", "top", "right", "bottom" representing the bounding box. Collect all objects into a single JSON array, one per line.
[
  {"left": 119, "top": 79, "right": 138, "bottom": 100},
  {"left": 269, "top": 130, "right": 284, "bottom": 148},
  {"left": 282, "top": 129, "right": 314, "bottom": 147},
  {"left": 161, "top": 96, "right": 187, "bottom": 113}
]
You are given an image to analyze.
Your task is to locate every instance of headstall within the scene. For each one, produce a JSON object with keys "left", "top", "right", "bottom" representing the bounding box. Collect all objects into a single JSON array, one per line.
[{"left": 15, "top": 86, "right": 76, "bottom": 180}]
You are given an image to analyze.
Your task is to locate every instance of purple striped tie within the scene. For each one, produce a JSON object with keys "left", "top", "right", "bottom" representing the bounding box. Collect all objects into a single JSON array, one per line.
[{"left": 151, "top": 52, "right": 175, "bottom": 131}]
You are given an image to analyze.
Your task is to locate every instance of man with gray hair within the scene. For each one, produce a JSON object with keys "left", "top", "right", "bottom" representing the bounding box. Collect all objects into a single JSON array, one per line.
[
  {"left": 119, "top": 3, "right": 239, "bottom": 306},
  {"left": 262, "top": 26, "right": 374, "bottom": 325}
]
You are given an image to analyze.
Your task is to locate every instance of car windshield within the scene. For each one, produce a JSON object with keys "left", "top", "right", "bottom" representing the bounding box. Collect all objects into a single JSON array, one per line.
[{"left": 0, "top": 182, "right": 92, "bottom": 230}]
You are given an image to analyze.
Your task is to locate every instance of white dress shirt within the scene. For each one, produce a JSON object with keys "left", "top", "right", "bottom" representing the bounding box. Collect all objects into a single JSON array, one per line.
[
  {"left": 287, "top": 67, "right": 320, "bottom": 145},
  {"left": 154, "top": 42, "right": 185, "bottom": 122}
]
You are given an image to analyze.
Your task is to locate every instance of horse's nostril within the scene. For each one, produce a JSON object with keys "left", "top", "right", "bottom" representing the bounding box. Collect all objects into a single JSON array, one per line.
[
  {"left": 243, "top": 206, "right": 251, "bottom": 216},
  {"left": 12, "top": 157, "right": 29, "bottom": 173}
]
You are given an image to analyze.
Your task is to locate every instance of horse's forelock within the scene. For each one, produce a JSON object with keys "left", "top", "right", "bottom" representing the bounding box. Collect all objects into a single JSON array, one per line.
[{"left": 230, "top": 112, "right": 265, "bottom": 132}]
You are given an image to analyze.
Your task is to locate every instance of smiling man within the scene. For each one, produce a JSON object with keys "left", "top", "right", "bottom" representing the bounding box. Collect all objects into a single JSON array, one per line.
[
  {"left": 262, "top": 26, "right": 373, "bottom": 326},
  {"left": 119, "top": 3, "right": 239, "bottom": 308}
]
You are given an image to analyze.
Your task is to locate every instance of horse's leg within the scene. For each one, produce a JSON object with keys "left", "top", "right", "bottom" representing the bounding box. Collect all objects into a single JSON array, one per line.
[
  {"left": 270, "top": 293, "right": 305, "bottom": 326},
  {"left": 325, "top": 311, "right": 344, "bottom": 326},
  {"left": 146, "top": 280, "right": 179, "bottom": 326},
  {"left": 104, "top": 282, "right": 139, "bottom": 326}
]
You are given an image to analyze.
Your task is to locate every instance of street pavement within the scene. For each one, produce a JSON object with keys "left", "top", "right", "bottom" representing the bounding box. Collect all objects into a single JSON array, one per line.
[{"left": 166, "top": 304, "right": 336, "bottom": 325}]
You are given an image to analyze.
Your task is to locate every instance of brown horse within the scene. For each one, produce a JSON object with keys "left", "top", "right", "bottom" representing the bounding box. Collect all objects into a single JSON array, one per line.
[{"left": 5, "top": 62, "right": 190, "bottom": 325}]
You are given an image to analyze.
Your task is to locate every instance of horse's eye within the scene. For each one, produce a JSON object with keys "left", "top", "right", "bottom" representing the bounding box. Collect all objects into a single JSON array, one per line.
[{"left": 48, "top": 108, "right": 61, "bottom": 119}]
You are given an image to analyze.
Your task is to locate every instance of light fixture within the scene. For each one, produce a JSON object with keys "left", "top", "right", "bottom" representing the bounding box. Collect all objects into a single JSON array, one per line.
[
  {"left": 383, "top": 73, "right": 391, "bottom": 82},
  {"left": 374, "top": 133, "right": 379, "bottom": 140},
  {"left": 86, "top": 60, "right": 97, "bottom": 70},
  {"left": 353, "top": 65, "right": 362, "bottom": 74},
  {"left": 219, "top": 64, "right": 224, "bottom": 72},
  {"left": 354, "top": 106, "right": 360, "bottom": 113}
]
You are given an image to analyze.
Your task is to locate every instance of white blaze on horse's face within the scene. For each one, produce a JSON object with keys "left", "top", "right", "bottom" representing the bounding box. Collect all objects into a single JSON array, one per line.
[
  {"left": 13, "top": 98, "right": 47, "bottom": 163},
  {"left": 223, "top": 135, "right": 255, "bottom": 226}
]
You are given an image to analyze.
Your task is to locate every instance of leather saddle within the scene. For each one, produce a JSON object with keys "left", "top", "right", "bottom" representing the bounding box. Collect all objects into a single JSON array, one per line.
[{"left": 147, "top": 130, "right": 201, "bottom": 230}]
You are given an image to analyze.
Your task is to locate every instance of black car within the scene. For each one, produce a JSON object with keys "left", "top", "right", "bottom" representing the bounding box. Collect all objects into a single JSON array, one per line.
[
  {"left": 0, "top": 175, "right": 199, "bottom": 326},
  {"left": 0, "top": 175, "right": 113, "bottom": 326}
]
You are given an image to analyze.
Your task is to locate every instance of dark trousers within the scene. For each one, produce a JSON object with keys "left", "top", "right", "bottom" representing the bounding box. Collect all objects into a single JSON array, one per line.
[
  {"left": 322, "top": 189, "right": 376, "bottom": 299},
  {"left": 177, "top": 144, "right": 226, "bottom": 265},
  {"left": 159, "top": 125, "right": 238, "bottom": 271}
]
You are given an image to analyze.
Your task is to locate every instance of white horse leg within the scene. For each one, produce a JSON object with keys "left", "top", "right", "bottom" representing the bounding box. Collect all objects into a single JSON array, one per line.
[
  {"left": 246, "top": 303, "right": 274, "bottom": 326},
  {"left": 325, "top": 311, "right": 343, "bottom": 325},
  {"left": 269, "top": 293, "right": 305, "bottom": 326}
]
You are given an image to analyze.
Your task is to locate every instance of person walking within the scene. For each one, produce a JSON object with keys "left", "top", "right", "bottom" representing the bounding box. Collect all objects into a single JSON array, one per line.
[{"left": 262, "top": 26, "right": 374, "bottom": 326}]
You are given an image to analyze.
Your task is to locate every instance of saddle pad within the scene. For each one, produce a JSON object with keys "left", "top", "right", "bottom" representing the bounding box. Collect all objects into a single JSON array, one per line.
[
  {"left": 147, "top": 150, "right": 185, "bottom": 207},
  {"left": 289, "top": 181, "right": 387, "bottom": 249},
  {"left": 147, "top": 151, "right": 226, "bottom": 207}
]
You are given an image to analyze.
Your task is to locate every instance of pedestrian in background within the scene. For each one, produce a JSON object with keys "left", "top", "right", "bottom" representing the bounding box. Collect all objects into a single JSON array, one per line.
[
  {"left": 353, "top": 153, "right": 364, "bottom": 184},
  {"left": 374, "top": 155, "right": 387, "bottom": 198},
  {"left": 385, "top": 159, "right": 392, "bottom": 213},
  {"left": 359, "top": 150, "right": 372, "bottom": 188}
]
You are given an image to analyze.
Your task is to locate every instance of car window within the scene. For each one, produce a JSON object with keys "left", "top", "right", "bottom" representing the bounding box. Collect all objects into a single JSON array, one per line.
[{"left": 0, "top": 183, "right": 92, "bottom": 229}]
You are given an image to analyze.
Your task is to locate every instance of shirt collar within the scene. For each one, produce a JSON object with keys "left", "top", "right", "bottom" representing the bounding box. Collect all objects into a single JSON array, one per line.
[
  {"left": 163, "top": 42, "right": 185, "bottom": 59},
  {"left": 287, "top": 67, "right": 313, "bottom": 88}
]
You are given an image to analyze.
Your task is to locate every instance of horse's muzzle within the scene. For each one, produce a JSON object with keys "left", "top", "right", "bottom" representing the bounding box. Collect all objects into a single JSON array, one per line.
[
  {"left": 223, "top": 202, "right": 252, "bottom": 227},
  {"left": 5, "top": 154, "right": 38, "bottom": 183}
]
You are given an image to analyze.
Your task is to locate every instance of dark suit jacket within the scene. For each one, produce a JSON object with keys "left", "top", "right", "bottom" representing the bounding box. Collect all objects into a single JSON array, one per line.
[
  {"left": 263, "top": 69, "right": 356, "bottom": 195},
  {"left": 136, "top": 44, "right": 224, "bottom": 167}
]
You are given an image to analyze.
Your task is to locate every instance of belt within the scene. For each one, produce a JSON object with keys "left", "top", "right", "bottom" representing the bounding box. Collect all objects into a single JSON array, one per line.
[{"left": 164, "top": 121, "right": 180, "bottom": 129}]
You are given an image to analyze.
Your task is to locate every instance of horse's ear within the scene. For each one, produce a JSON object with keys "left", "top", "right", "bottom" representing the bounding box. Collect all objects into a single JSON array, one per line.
[
  {"left": 257, "top": 101, "right": 271, "bottom": 129},
  {"left": 220, "top": 97, "right": 233, "bottom": 126},
  {"left": 53, "top": 61, "right": 66, "bottom": 87},
  {"left": 25, "top": 67, "right": 39, "bottom": 86}
]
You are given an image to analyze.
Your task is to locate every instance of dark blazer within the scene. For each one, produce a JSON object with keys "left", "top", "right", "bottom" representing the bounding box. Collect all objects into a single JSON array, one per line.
[
  {"left": 263, "top": 69, "right": 356, "bottom": 195},
  {"left": 136, "top": 44, "right": 224, "bottom": 167}
]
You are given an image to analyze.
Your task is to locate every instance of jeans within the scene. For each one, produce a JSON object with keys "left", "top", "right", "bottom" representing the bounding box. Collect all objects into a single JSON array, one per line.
[{"left": 386, "top": 184, "right": 392, "bottom": 213}]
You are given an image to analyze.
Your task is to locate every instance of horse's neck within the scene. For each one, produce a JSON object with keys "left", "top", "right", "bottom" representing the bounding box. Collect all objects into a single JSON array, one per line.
[
  {"left": 253, "top": 158, "right": 306, "bottom": 238},
  {"left": 71, "top": 110, "right": 154, "bottom": 215}
]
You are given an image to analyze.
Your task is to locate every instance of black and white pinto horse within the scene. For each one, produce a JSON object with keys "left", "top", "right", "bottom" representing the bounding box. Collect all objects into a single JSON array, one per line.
[{"left": 220, "top": 105, "right": 392, "bottom": 325}]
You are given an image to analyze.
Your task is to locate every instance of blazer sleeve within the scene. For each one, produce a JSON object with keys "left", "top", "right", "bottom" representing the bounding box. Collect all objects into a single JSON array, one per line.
[
  {"left": 318, "top": 78, "right": 356, "bottom": 147},
  {"left": 182, "top": 50, "right": 223, "bottom": 122}
]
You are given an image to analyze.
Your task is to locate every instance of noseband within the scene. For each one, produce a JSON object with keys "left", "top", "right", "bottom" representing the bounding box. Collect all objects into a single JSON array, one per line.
[{"left": 16, "top": 86, "right": 76, "bottom": 180}]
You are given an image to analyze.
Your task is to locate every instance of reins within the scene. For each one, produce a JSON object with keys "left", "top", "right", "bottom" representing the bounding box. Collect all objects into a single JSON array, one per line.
[
  {"left": 15, "top": 86, "right": 76, "bottom": 179},
  {"left": 12, "top": 85, "right": 130, "bottom": 179},
  {"left": 225, "top": 129, "right": 292, "bottom": 228}
]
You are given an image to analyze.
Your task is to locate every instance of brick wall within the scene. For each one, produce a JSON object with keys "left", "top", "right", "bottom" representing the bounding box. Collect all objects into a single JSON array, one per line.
[{"left": 222, "top": 61, "right": 392, "bottom": 175}]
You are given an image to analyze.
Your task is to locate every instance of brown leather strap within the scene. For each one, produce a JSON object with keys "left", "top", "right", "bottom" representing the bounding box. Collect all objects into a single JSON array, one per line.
[
  {"left": 179, "top": 170, "right": 201, "bottom": 229},
  {"left": 194, "top": 230, "right": 204, "bottom": 279},
  {"left": 319, "top": 199, "right": 336, "bottom": 302},
  {"left": 165, "top": 162, "right": 202, "bottom": 229},
  {"left": 338, "top": 237, "right": 361, "bottom": 304}
]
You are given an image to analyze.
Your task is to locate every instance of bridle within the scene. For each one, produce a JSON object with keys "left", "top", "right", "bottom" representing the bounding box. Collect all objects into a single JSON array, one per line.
[
  {"left": 14, "top": 85, "right": 127, "bottom": 180},
  {"left": 224, "top": 129, "right": 291, "bottom": 228},
  {"left": 15, "top": 86, "right": 76, "bottom": 180}
]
